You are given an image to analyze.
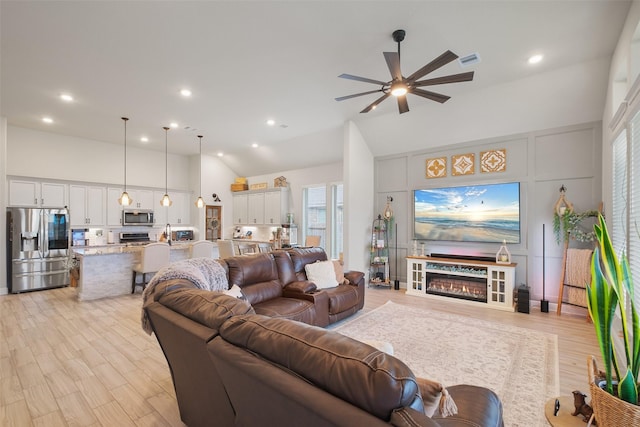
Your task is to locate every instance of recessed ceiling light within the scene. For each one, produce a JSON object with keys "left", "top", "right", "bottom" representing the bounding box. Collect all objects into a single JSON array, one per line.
[
  {"left": 140, "top": 136, "right": 149, "bottom": 143},
  {"left": 42, "top": 117, "right": 53, "bottom": 124},
  {"left": 180, "top": 89, "right": 192, "bottom": 97},
  {"left": 251, "top": 143, "right": 259, "bottom": 148},
  {"left": 528, "top": 54, "right": 543, "bottom": 65},
  {"left": 60, "top": 94, "right": 73, "bottom": 102},
  {"left": 266, "top": 119, "right": 275, "bottom": 126},
  {"left": 170, "top": 122, "right": 179, "bottom": 128},
  {"left": 217, "top": 152, "right": 224, "bottom": 157}
]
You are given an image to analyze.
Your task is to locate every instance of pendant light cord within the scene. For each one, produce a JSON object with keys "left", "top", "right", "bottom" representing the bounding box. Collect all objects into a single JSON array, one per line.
[
  {"left": 198, "top": 135, "right": 203, "bottom": 197},
  {"left": 164, "top": 126, "right": 169, "bottom": 194},
  {"left": 122, "top": 117, "right": 128, "bottom": 192}
]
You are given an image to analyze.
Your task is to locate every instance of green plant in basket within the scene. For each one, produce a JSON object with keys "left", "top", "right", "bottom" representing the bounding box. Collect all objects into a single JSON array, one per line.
[{"left": 586, "top": 214, "right": 639, "bottom": 405}]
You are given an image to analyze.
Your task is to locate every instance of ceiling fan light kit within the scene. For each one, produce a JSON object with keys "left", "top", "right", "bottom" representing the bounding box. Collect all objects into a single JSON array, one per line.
[{"left": 336, "top": 29, "right": 475, "bottom": 114}]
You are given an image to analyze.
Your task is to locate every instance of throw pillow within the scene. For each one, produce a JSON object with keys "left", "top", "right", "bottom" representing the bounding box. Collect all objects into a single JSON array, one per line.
[
  {"left": 224, "top": 284, "right": 245, "bottom": 300},
  {"left": 332, "top": 259, "right": 349, "bottom": 285},
  {"left": 305, "top": 260, "right": 339, "bottom": 289},
  {"left": 416, "top": 377, "right": 458, "bottom": 418}
]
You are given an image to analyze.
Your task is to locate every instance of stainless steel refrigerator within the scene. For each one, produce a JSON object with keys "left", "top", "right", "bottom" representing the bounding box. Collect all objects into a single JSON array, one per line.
[{"left": 6, "top": 207, "right": 70, "bottom": 293}]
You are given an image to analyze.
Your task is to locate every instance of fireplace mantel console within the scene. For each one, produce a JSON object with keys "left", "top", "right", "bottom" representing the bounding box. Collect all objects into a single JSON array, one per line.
[{"left": 406, "top": 255, "right": 516, "bottom": 312}]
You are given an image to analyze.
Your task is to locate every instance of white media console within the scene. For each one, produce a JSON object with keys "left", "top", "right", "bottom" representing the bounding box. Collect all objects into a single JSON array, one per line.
[{"left": 406, "top": 255, "right": 516, "bottom": 312}]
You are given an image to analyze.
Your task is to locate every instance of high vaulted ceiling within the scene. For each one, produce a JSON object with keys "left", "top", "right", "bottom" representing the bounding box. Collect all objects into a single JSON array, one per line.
[{"left": 1, "top": 1, "right": 632, "bottom": 177}]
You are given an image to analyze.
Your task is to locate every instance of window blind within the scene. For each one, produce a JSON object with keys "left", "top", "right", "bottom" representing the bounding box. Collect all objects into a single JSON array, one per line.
[
  {"left": 612, "top": 130, "right": 628, "bottom": 258},
  {"left": 630, "top": 111, "right": 640, "bottom": 309}
]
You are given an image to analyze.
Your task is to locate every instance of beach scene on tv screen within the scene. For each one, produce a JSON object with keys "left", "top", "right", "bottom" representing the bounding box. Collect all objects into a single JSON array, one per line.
[{"left": 414, "top": 182, "right": 520, "bottom": 243}]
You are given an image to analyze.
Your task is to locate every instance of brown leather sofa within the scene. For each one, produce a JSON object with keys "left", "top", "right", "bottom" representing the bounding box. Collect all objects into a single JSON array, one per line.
[
  {"left": 219, "top": 247, "right": 364, "bottom": 327},
  {"left": 145, "top": 288, "right": 504, "bottom": 427}
]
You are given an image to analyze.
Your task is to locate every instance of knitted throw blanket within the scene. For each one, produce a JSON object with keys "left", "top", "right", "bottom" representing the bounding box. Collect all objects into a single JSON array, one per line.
[{"left": 141, "top": 257, "right": 229, "bottom": 335}]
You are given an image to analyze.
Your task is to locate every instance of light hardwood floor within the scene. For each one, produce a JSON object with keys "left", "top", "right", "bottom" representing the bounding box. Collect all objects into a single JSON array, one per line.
[{"left": 0, "top": 285, "right": 600, "bottom": 426}]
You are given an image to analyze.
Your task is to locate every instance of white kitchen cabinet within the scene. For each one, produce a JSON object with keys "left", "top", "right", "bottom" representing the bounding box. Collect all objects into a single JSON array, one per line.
[
  {"left": 69, "top": 185, "right": 105, "bottom": 226},
  {"left": 167, "top": 191, "right": 190, "bottom": 225},
  {"left": 9, "top": 179, "right": 67, "bottom": 207},
  {"left": 129, "top": 189, "right": 154, "bottom": 210},
  {"left": 232, "top": 188, "right": 288, "bottom": 225},
  {"left": 247, "top": 193, "right": 265, "bottom": 224},
  {"left": 106, "top": 187, "right": 124, "bottom": 226},
  {"left": 233, "top": 194, "right": 248, "bottom": 225},
  {"left": 264, "top": 188, "right": 288, "bottom": 225}
]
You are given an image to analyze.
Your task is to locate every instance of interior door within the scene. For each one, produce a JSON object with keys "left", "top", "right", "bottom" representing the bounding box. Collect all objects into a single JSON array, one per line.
[{"left": 206, "top": 205, "right": 222, "bottom": 241}]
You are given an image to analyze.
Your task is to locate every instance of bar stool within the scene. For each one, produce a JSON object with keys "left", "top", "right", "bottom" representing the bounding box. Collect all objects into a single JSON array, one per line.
[
  {"left": 237, "top": 242, "right": 258, "bottom": 255},
  {"left": 131, "top": 242, "right": 170, "bottom": 293},
  {"left": 217, "top": 240, "right": 237, "bottom": 259},
  {"left": 304, "top": 235, "right": 321, "bottom": 247},
  {"left": 257, "top": 242, "right": 272, "bottom": 253},
  {"left": 189, "top": 240, "right": 215, "bottom": 258}
]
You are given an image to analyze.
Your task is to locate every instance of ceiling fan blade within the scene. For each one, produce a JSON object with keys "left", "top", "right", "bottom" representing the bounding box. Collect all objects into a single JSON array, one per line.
[
  {"left": 406, "top": 50, "right": 459, "bottom": 82},
  {"left": 361, "top": 93, "right": 391, "bottom": 113},
  {"left": 383, "top": 51, "right": 402, "bottom": 81},
  {"left": 338, "top": 73, "right": 388, "bottom": 86},
  {"left": 335, "top": 89, "right": 384, "bottom": 101},
  {"left": 397, "top": 95, "right": 409, "bottom": 114},
  {"left": 413, "top": 71, "right": 474, "bottom": 87},
  {"left": 411, "top": 88, "right": 450, "bottom": 104}
]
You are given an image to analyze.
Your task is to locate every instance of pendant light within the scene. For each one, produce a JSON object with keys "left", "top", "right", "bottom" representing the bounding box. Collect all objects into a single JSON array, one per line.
[
  {"left": 118, "top": 117, "right": 133, "bottom": 206},
  {"left": 195, "top": 135, "right": 205, "bottom": 208},
  {"left": 160, "top": 126, "right": 173, "bottom": 207}
]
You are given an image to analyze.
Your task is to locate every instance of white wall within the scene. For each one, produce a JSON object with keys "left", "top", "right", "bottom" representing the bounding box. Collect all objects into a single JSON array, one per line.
[
  {"left": 344, "top": 121, "right": 374, "bottom": 276},
  {"left": 7, "top": 126, "right": 190, "bottom": 190},
  {"left": 602, "top": 0, "right": 640, "bottom": 221},
  {"left": 0, "top": 118, "right": 7, "bottom": 294}
]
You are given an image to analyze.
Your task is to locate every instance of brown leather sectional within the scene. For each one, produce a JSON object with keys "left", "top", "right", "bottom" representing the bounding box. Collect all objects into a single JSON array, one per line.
[
  {"left": 145, "top": 288, "right": 504, "bottom": 427},
  {"left": 219, "top": 247, "right": 365, "bottom": 327}
]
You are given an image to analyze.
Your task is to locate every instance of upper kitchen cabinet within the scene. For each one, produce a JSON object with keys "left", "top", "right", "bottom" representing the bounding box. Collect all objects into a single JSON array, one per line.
[
  {"left": 9, "top": 179, "right": 67, "bottom": 208},
  {"left": 264, "top": 188, "right": 288, "bottom": 225},
  {"left": 247, "top": 192, "right": 265, "bottom": 224},
  {"left": 106, "top": 187, "right": 124, "bottom": 226},
  {"left": 167, "top": 192, "right": 191, "bottom": 225},
  {"left": 232, "top": 193, "right": 248, "bottom": 225},
  {"left": 69, "top": 185, "right": 105, "bottom": 226},
  {"left": 128, "top": 189, "right": 154, "bottom": 210},
  {"left": 232, "top": 188, "right": 288, "bottom": 225}
]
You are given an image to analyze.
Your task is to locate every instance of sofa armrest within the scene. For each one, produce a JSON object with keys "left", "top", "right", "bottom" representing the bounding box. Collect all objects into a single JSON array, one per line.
[
  {"left": 344, "top": 270, "right": 364, "bottom": 286},
  {"left": 284, "top": 280, "right": 317, "bottom": 294},
  {"left": 390, "top": 407, "right": 442, "bottom": 427},
  {"left": 282, "top": 286, "right": 329, "bottom": 327}
]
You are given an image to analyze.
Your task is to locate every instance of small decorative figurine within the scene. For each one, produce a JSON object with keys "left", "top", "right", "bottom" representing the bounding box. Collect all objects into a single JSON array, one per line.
[{"left": 571, "top": 390, "right": 595, "bottom": 424}]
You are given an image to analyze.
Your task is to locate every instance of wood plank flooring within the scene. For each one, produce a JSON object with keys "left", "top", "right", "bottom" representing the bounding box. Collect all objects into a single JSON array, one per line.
[{"left": 0, "top": 285, "right": 600, "bottom": 426}]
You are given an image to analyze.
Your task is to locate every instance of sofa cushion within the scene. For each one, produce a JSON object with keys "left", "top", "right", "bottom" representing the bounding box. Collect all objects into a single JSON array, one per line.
[
  {"left": 226, "top": 253, "right": 283, "bottom": 305},
  {"left": 219, "top": 314, "right": 424, "bottom": 420},
  {"left": 157, "top": 287, "right": 254, "bottom": 331},
  {"left": 305, "top": 260, "right": 339, "bottom": 289},
  {"left": 288, "top": 247, "right": 328, "bottom": 281},
  {"left": 253, "top": 298, "right": 316, "bottom": 325}
]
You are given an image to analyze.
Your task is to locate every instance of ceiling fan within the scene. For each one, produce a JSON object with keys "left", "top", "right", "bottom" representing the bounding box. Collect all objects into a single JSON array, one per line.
[{"left": 335, "top": 29, "right": 474, "bottom": 114}]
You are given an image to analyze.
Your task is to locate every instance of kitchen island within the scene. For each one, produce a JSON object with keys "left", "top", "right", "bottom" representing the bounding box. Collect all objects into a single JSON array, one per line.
[{"left": 73, "top": 243, "right": 192, "bottom": 301}]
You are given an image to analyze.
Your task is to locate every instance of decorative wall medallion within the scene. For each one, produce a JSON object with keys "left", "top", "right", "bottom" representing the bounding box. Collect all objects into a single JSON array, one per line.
[
  {"left": 451, "top": 153, "right": 475, "bottom": 176},
  {"left": 480, "top": 149, "right": 507, "bottom": 173},
  {"left": 426, "top": 157, "right": 447, "bottom": 178}
]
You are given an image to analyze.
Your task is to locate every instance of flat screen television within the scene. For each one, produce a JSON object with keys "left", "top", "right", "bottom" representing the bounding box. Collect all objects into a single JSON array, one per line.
[{"left": 413, "top": 182, "right": 520, "bottom": 243}]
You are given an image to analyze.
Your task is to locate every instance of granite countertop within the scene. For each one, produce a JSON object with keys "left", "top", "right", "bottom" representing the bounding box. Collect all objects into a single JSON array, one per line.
[{"left": 73, "top": 242, "right": 192, "bottom": 257}]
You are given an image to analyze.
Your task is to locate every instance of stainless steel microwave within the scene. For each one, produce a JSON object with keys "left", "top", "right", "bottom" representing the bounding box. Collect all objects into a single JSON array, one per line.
[{"left": 123, "top": 209, "right": 155, "bottom": 226}]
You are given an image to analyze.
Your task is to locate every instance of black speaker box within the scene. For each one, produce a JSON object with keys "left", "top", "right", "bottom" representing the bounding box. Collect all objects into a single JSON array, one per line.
[{"left": 517, "top": 287, "right": 530, "bottom": 314}]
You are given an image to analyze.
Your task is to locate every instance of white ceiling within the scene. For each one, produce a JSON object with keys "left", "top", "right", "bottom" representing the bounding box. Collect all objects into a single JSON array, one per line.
[{"left": 0, "top": 1, "right": 632, "bottom": 177}]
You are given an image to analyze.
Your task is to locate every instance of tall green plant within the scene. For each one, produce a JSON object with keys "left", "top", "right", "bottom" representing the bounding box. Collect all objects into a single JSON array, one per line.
[{"left": 586, "top": 214, "right": 639, "bottom": 405}]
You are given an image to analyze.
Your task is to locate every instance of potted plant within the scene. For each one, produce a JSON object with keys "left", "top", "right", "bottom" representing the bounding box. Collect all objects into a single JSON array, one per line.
[{"left": 586, "top": 214, "right": 640, "bottom": 425}]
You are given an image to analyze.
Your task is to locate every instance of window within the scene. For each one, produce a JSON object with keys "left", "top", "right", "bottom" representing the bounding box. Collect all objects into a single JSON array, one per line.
[
  {"left": 303, "top": 185, "right": 327, "bottom": 248},
  {"left": 331, "top": 184, "right": 343, "bottom": 260},
  {"left": 302, "top": 183, "right": 343, "bottom": 258},
  {"left": 611, "top": 108, "right": 640, "bottom": 309}
]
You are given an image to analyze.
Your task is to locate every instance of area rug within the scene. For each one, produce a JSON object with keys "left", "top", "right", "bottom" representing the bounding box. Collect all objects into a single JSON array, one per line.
[{"left": 332, "top": 301, "right": 559, "bottom": 427}]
